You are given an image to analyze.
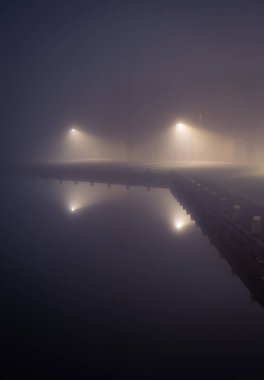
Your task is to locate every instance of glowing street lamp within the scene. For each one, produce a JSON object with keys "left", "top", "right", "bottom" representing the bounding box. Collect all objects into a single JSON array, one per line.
[
  {"left": 174, "top": 122, "right": 187, "bottom": 162},
  {"left": 175, "top": 122, "right": 186, "bottom": 133},
  {"left": 66, "top": 126, "right": 89, "bottom": 160}
]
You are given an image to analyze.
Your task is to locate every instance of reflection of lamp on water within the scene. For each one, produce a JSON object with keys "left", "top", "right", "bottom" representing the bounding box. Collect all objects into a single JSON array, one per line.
[
  {"left": 69, "top": 205, "right": 77, "bottom": 212},
  {"left": 173, "top": 216, "right": 194, "bottom": 232},
  {"left": 174, "top": 219, "right": 183, "bottom": 230}
]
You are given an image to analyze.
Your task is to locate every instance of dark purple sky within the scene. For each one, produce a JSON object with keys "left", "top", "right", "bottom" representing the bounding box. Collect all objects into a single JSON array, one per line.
[{"left": 1, "top": 0, "right": 264, "bottom": 161}]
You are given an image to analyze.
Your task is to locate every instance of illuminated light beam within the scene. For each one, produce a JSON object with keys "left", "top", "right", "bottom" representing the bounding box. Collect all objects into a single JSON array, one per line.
[
  {"left": 176, "top": 122, "right": 184, "bottom": 128},
  {"left": 175, "top": 122, "right": 186, "bottom": 133},
  {"left": 69, "top": 127, "right": 82, "bottom": 137}
]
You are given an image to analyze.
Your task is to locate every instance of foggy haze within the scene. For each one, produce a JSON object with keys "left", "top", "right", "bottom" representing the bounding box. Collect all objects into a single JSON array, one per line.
[
  {"left": 1, "top": 1, "right": 264, "bottom": 165},
  {"left": 3, "top": 2, "right": 264, "bottom": 379}
]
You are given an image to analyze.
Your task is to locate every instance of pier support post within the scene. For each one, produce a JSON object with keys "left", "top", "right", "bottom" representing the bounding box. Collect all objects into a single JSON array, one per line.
[{"left": 251, "top": 216, "right": 262, "bottom": 236}]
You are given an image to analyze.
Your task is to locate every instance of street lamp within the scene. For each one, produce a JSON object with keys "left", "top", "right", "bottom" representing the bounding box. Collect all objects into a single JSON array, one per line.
[
  {"left": 175, "top": 122, "right": 186, "bottom": 133},
  {"left": 174, "top": 122, "right": 188, "bottom": 162}
]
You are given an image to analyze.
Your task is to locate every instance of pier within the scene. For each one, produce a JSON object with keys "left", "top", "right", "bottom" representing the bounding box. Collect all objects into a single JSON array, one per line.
[
  {"left": 171, "top": 174, "right": 264, "bottom": 306},
  {"left": 12, "top": 160, "right": 264, "bottom": 308}
]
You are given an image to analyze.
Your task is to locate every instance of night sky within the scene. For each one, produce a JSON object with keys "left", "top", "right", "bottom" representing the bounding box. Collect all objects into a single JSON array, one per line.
[{"left": 1, "top": 0, "right": 264, "bottom": 162}]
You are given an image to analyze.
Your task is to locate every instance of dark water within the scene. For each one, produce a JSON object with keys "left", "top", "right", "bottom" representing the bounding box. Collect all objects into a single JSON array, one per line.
[{"left": 2, "top": 179, "right": 264, "bottom": 379}]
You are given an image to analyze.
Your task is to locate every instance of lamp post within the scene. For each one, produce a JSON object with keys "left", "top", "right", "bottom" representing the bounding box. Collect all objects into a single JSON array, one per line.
[{"left": 174, "top": 122, "right": 188, "bottom": 163}]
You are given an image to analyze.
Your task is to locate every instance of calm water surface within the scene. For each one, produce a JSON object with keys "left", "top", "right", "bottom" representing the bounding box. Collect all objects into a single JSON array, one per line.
[{"left": 2, "top": 179, "right": 264, "bottom": 378}]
